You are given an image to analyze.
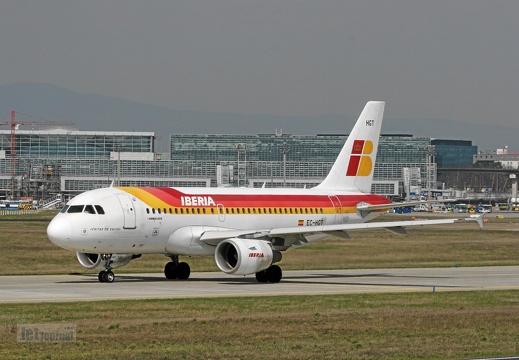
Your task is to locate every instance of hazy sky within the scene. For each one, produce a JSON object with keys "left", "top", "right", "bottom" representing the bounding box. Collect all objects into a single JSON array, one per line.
[{"left": 2, "top": 1, "right": 519, "bottom": 128}]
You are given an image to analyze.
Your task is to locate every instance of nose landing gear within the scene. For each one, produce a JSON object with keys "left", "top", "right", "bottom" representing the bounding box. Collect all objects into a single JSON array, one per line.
[
  {"left": 98, "top": 254, "right": 115, "bottom": 283},
  {"left": 98, "top": 269, "right": 115, "bottom": 283}
]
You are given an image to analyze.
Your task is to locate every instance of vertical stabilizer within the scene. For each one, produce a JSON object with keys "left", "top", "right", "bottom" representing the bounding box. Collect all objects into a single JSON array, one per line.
[{"left": 315, "top": 101, "right": 385, "bottom": 193}]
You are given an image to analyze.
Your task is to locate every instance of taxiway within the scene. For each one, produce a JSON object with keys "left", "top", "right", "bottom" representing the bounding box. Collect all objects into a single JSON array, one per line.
[{"left": 1, "top": 266, "right": 518, "bottom": 303}]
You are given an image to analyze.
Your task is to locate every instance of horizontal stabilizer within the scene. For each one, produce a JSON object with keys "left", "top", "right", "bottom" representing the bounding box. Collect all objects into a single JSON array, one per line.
[{"left": 357, "top": 199, "right": 458, "bottom": 217}]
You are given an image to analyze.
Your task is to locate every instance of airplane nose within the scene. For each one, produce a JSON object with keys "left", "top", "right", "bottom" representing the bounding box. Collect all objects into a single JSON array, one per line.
[{"left": 47, "top": 217, "right": 73, "bottom": 249}]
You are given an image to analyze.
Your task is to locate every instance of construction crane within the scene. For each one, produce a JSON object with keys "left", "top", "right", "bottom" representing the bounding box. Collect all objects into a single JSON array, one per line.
[{"left": 0, "top": 111, "right": 75, "bottom": 199}]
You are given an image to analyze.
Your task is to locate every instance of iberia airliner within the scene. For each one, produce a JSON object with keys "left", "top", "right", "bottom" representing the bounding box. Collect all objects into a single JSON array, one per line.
[{"left": 47, "top": 102, "right": 481, "bottom": 283}]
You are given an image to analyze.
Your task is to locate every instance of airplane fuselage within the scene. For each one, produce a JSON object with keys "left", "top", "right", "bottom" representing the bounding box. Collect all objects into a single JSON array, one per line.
[{"left": 48, "top": 186, "right": 391, "bottom": 255}]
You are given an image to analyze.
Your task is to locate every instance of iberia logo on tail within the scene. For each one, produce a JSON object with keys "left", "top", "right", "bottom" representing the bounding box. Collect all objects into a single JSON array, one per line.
[{"left": 346, "top": 140, "right": 374, "bottom": 176}]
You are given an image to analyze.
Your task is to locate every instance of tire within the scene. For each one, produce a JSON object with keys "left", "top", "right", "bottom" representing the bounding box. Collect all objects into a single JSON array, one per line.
[
  {"left": 255, "top": 270, "right": 269, "bottom": 283},
  {"left": 266, "top": 265, "right": 282, "bottom": 283},
  {"left": 164, "top": 262, "right": 178, "bottom": 279},
  {"left": 99, "top": 270, "right": 115, "bottom": 283},
  {"left": 104, "top": 270, "right": 115, "bottom": 283},
  {"left": 176, "top": 262, "right": 191, "bottom": 280}
]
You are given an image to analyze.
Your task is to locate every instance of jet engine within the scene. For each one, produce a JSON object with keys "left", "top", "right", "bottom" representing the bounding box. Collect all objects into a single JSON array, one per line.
[
  {"left": 215, "top": 238, "right": 281, "bottom": 275},
  {"left": 76, "top": 252, "right": 135, "bottom": 270}
]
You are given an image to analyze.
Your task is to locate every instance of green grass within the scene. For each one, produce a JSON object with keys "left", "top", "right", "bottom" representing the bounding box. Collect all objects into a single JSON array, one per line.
[
  {"left": 1, "top": 212, "right": 519, "bottom": 275},
  {"left": 2, "top": 291, "right": 519, "bottom": 359}
]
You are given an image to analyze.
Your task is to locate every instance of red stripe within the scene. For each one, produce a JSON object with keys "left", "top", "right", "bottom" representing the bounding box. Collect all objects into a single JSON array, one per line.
[
  {"left": 346, "top": 155, "right": 361, "bottom": 176},
  {"left": 130, "top": 187, "right": 391, "bottom": 208}
]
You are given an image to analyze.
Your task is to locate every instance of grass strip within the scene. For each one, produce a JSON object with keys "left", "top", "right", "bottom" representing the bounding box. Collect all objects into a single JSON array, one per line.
[{"left": 1, "top": 291, "right": 519, "bottom": 359}]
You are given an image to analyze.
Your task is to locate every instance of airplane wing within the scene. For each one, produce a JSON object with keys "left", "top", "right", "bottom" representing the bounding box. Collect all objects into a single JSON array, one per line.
[{"left": 200, "top": 215, "right": 484, "bottom": 246}]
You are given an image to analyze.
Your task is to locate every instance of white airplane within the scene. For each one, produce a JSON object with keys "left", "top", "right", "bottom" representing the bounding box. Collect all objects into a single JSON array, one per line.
[{"left": 47, "top": 101, "right": 482, "bottom": 283}]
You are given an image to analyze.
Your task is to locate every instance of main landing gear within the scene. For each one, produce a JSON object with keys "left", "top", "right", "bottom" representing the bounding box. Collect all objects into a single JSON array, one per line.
[
  {"left": 255, "top": 265, "right": 282, "bottom": 283},
  {"left": 164, "top": 255, "right": 191, "bottom": 280}
]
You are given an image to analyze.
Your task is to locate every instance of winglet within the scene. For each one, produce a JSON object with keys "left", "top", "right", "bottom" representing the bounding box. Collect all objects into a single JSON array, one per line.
[
  {"left": 474, "top": 213, "right": 485, "bottom": 230},
  {"left": 456, "top": 213, "right": 485, "bottom": 230}
]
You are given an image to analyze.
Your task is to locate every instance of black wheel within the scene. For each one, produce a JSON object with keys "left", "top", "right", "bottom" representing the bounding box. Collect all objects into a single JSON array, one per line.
[
  {"left": 266, "top": 265, "right": 282, "bottom": 283},
  {"left": 99, "top": 270, "right": 115, "bottom": 283},
  {"left": 103, "top": 270, "right": 115, "bottom": 283},
  {"left": 255, "top": 270, "right": 269, "bottom": 283},
  {"left": 176, "top": 262, "right": 191, "bottom": 280},
  {"left": 164, "top": 262, "right": 178, "bottom": 279}
]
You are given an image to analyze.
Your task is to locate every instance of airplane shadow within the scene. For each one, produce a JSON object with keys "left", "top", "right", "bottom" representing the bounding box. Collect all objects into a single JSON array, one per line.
[{"left": 57, "top": 272, "right": 460, "bottom": 288}]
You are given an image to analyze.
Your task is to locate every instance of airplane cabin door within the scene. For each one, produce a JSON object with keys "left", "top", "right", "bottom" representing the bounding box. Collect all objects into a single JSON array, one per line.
[
  {"left": 116, "top": 194, "right": 137, "bottom": 229},
  {"left": 328, "top": 195, "right": 343, "bottom": 224}
]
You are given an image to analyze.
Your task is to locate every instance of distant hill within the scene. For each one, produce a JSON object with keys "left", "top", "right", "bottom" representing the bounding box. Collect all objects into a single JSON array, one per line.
[{"left": 1, "top": 83, "right": 517, "bottom": 151}]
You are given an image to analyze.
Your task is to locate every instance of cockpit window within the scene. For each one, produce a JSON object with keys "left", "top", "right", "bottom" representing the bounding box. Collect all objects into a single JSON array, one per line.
[
  {"left": 67, "top": 205, "right": 84, "bottom": 213},
  {"left": 60, "top": 205, "right": 69, "bottom": 214},
  {"left": 94, "top": 205, "right": 105, "bottom": 214},
  {"left": 84, "top": 205, "right": 96, "bottom": 214}
]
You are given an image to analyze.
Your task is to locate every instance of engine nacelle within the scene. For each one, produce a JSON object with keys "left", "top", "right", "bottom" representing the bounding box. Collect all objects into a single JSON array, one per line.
[
  {"left": 215, "top": 238, "right": 278, "bottom": 275},
  {"left": 76, "top": 252, "right": 134, "bottom": 270}
]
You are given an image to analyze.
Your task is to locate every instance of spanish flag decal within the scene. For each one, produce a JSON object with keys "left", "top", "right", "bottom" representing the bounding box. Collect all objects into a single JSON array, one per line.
[
  {"left": 298, "top": 220, "right": 304, "bottom": 226},
  {"left": 346, "top": 140, "right": 374, "bottom": 176}
]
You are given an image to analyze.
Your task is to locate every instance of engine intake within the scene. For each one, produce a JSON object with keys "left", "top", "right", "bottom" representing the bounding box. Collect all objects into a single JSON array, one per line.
[{"left": 215, "top": 238, "right": 279, "bottom": 275}]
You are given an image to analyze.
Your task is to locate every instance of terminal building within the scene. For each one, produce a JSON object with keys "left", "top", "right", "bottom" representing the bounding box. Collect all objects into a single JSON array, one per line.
[
  {"left": 473, "top": 146, "right": 519, "bottom": 169},
  {"left": 1, "top": 128, "right": 477, "bottom": 202}
]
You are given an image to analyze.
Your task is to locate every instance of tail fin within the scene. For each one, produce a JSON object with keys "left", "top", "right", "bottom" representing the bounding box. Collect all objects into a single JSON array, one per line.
[{"left": 315, "top": 101, "right": 385, "bottom": 193}]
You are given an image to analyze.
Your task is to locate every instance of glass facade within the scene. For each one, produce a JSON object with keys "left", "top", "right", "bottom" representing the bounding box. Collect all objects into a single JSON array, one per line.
[
  {"left": 431, "top": 139, "right": 478, "bottom": 168},
  {"left": 1, "top": 129, "right": 439, "bottom": 200},
  {"left": 171, "top": 133, "right": 436, "bottom": 190},
  {"left": 0, "top": 130, "right": 154, "bottom": 159}
]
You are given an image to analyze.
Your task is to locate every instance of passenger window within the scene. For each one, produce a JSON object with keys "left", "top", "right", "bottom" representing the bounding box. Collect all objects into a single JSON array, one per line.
[
  {"left": 67, "top": 205, "right": 84, "bottom": 213},
  {"left": 94, "top": 205, "right": 105, "bottom": 215},
  {"left": 84, "top": 205, "right": 96, "bottom": 214},
  {"left": 146, "top": 208, "right": 150, "bottom": 214}
]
